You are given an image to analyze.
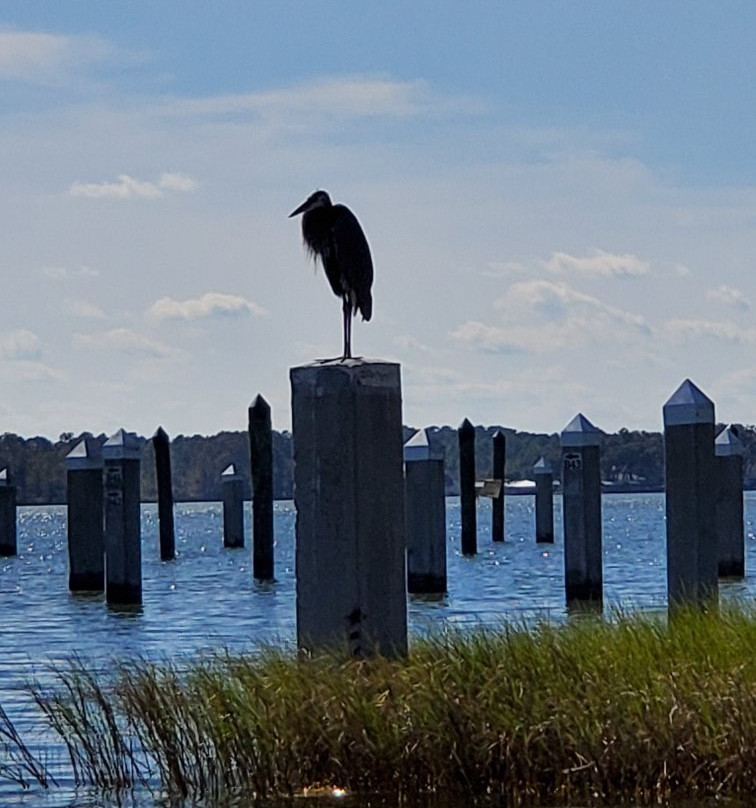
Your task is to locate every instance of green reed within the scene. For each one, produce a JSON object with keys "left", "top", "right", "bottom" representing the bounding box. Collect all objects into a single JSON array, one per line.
[{"left": 25, "top": 605, "right": 756, "bottom": 803}]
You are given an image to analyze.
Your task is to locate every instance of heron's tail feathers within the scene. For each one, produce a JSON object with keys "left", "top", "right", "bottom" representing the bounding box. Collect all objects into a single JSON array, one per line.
[{"left": 359, "top": 294, "right": 372, "bottom": 322}]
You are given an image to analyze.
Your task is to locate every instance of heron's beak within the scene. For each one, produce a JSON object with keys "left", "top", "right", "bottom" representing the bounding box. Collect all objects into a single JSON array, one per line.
[{"left": 288, "top": 200, "right": 309, "bottom": 218}]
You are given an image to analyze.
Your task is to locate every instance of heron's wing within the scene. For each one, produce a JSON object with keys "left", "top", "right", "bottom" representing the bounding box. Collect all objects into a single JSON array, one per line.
[{"left": 328, "top": 205, "right": 374, "bottom": 320}]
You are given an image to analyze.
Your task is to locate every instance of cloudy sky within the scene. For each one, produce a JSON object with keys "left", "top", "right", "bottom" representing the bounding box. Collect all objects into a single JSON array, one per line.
[{"left": 2, "top": 2, "right": 756, "bottom": 439}]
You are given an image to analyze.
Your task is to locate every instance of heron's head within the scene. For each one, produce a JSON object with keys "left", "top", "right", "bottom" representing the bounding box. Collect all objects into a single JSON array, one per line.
[{"left": 288, "top": 190, "right": 331, "bottom": 218}]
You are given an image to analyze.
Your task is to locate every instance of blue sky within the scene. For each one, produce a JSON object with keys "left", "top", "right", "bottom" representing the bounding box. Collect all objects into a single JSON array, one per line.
[{"left": 2, "top": 3, "right": 756, "bottom": 438}]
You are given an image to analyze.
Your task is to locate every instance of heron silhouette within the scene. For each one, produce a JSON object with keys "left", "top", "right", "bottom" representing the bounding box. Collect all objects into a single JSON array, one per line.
[{"left": 289, "top": 190, "right": 373, "bottom": 360}]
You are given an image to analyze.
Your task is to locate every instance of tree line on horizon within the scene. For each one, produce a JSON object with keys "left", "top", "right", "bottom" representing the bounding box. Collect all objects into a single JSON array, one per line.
[{"left": 1, "top": 423, "right": 754, "bottom": 505}]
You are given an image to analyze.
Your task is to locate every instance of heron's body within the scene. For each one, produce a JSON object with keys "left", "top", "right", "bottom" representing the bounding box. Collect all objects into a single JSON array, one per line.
[{"left": 289, "top": 190, "right": 373, "bottom": 359}]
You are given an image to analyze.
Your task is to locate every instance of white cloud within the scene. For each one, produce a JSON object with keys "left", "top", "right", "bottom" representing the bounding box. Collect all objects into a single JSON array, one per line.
[
  {"left": 0, "top": 329, "right": 41, "bottom": 360},
  {"left": 545, "top": 248, "right": 650, "bottom": 278},
  {"left": 66, "top": 299, "right": 106, "bottom": 319},
  {"left": 148, "top": 292, "right": 267, "bottom": 321},
  {"left": 69, "top": 172, "right": 197, "bottom": 200},
  {"left": 0, "top": 29, "right": 112, "bottom": 83},
  {"left": 663, "top": 318, "right": 756, "bottom": 345},
  {"left": 41, "top": 265, "right": 100, "bottom": 280},
  {"left": 452, "top": 279, "right": 651, "bottom": 353},
  {"left": 163, "top": 75, "right": 480, "bottom": 123},
  {"left": 72, "top": 328, "right": 176, "bottom": 358},
  {"left": 706, "top": 284, "right": 750, "bottom": 310}
]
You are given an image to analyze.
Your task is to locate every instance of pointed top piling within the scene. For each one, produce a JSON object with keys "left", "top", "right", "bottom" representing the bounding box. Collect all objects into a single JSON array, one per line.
[
  {"left": 533, "top": 456, "right": 553, "bottom": 475},
  {"left": 663, "top": 379, "right": 714, "bottom": 426},
  {"left": 404, "top": 428, "right": 436, "bottom": 461},
  {"left": 715, "top": 425, "right": 744, "bottom": 457},
  {"left": 65, "top": 437, "right": 103, "bottom": 470},
  {"left": 103, "top": 429, "right": 141, "bottom": 460},
  {"left": 560, "top": 413, "right": 602, "bottom": 447},
  {"left": 221, "top": 463, "right": 241, "bottom": 480},
  {"left": 153, "top": 426, "right": 170, "bottom": 445}
]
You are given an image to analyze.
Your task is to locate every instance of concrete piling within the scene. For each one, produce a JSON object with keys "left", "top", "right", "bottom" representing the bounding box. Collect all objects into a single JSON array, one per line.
[
  {"left": 65, "top": 438, "right": 104, "bottom": 590},
  {"left": 458, "top": 418, "right": 477, "bottom": 556},
  {"left": 404, "top": 429, "right": 447, "bottom": 594},
  {"left": 221, "top": 464, "right": 245, "bottom": 549},
  {"left": 492, "top": 431, "right": 506, "bottom": 542},
  {"left": 0, "top": 469, "right": 17, "bottom": 557},
  {"left": 560, "top": 414, "right": 603, "bottom": 606},
  {"left": 663, "top": 379, "right": 718, "bottom": 609},
  {"left": 152, "top": 426, "right": 175, "bottom": 561},
  {"left": 103, "top": 429, "right": 142, "bottom": 606},
  {"left": 291, "top": 359, "right": 407, "bottom": 658},
  {"left": 533, "top": 456, "right": 554, "bottom": 544},
  {"left": 715, "top": 425, "right": 745, "bottom": 579},
  {"left": 248, "top": 394, "right": 274, "bottom": 580}
]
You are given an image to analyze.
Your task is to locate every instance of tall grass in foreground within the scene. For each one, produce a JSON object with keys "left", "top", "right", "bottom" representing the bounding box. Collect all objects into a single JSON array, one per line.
[{"left": 25, "top": 606, "right": 756, "bottom": 803}]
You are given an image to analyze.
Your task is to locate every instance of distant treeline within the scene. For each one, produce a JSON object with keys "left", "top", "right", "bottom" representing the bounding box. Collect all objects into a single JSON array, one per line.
[{"left": 2, "top": 423, "right": 755, "bottom": 504}]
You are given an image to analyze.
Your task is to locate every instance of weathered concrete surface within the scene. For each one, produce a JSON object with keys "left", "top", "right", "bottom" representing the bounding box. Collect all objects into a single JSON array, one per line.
[
  {"left": 221, "top": 464, "right": 245, "bottom": 549},
  {"left": 561, "top": 414, "right": 603, "bottom": 605},
  {"left": 65, "top": 438, "right": 104, "bottom": 590},
  {"left": 715, "top": 425, "right": 744, "bottom": 579},
  {"left": 291, "top": 359, "right": 407, "bottom": 657},
  {"left": 663, "top": 379, "right": 718, "bottom": 609},
  {"left": 103, "top": 429, "right": 142, "bottom": 606},
  {"left": 404, "top": 430, "right": 446, "bottom": 594}
]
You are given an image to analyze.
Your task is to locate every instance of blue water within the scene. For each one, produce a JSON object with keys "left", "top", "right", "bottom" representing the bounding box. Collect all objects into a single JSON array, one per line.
[{"left": 2, "top": 493, "right": 756, "bottom": 806}]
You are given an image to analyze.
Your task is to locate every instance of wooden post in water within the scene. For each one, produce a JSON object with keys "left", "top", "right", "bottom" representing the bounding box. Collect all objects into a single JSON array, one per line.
[
  {"left": 103, "top": 429, "right": 142, "bottom": 606},
  {"left": 404, "top": 429, "right": 447, "bottom": 594},
  {"left": 663, "top": 379, "right": 718, "bottom": 610},
  {"left": 492, "top": 430, "right": 506, "bottom": 542},
  {"left": 533, "top": 456, "right": 554, "bottom": 544},
  {"left": 65, "top": 438, "right": 104, "bottom": 590},
  {"left": 248, "top": 395, "right": 274, "bottom": 580},
  {"left": 715, "top": 425, "right": 745, "bottom": 579},
  {"left": 152, "top": 426, "right": 175, "bottom": 561},
  {"left": 291, "top": 359, "right": 407, "bottom": 658},
  {"left": 221, "top": 464, "right": 245, "bottom": 549},
  {"left": 0, "top": 469, "right": 17, "bottom": 557},
  {"left": 561, "top": 414, "right": 603, "bottom": 606},
  {"left": 458, "top": 418, "right": 477, "bottom": 556}
]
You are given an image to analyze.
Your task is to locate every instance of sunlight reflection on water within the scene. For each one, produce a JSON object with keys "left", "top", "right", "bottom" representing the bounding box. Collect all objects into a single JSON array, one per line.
[{"left": 1, "top": 493, "right": 756, "bottom": 806}]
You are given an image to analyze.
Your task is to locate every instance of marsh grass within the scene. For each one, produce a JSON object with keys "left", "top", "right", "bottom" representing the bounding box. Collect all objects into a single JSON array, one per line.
[{"left": 25, "top": 605, "right": 756, "bottom": 803}]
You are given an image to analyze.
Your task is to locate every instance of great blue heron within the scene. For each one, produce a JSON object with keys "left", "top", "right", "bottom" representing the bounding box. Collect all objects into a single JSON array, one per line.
[{"left": 289, "top": 190, "right": 373, "bottom": 360}]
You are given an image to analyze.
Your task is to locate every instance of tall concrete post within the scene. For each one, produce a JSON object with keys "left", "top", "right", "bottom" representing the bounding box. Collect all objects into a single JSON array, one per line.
[
  {"left": 65, "top": 438, "right": 104, "bottom": 591},
  {"left": 492, "top": 430, "right": 506, "bottom": 542},
  {"left": 0, "top": 469, "right": 17, "bottom": 557},
  {"left": 248, "top": 394, "right": 274, "bottom": 580},
  {"left": 152, "top": 426, "right": 175, "bottom": 561},
  {"left": 663, "top": 379, "right": 718, "bottom": 609},
  {"left": 715, "top": 425, "right": 745, "bottom": 579},
  {"left": 291, "top": 359, "right": 407, "bottom": 658},
  {"left": 404, "top": 429, "right": 447, "bottom": 594},
  {"left": 221, "top": 464, "right": 245, "bottom": 549},
  {"left": 533, "top": 456, "right": 554, "bottom": 544},
  {"left": 561, "top": 414, "right": 603, "bottom": 605},
  {"left": 103, "top": 429, "right": 142, "bottom": 606},
  {"left": 458, "top": 418, "right": 477, "bottom": 556}
]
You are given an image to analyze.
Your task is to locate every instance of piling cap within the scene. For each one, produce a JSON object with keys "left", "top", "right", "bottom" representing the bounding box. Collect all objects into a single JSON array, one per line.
[
  {"left": 560, "top": 413, "right": 602, "bottom": 447},
  {"left": 715, "top": 425, "right": 744, "bottom": 457},
  {"left": 403, "top": 428, "right": 441, "bottom": 461},
  {"left": 102, "top": 429, "right": 141, "bottom": 460},
  {"left": 533, "top": 456, "right": 553, "bottom": 475},
  {"left": 65, "top": 437, "right": 103, "bottom": 470},
  {"left": 221, "top": 463, "right": 242, "bottom": 481},
  {"left": 663, "top": 379, "right": 714, "bottom": 426}
]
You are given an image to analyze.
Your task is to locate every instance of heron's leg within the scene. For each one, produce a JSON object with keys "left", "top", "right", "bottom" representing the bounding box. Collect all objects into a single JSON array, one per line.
[{"left": 342, "top": 297, "right": 352, "bottom": 359}]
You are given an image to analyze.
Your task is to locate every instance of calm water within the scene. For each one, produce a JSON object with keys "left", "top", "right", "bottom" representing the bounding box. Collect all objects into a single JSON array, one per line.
[{"left": 3, "top": 493, "right": 756, "bottom": 807}]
